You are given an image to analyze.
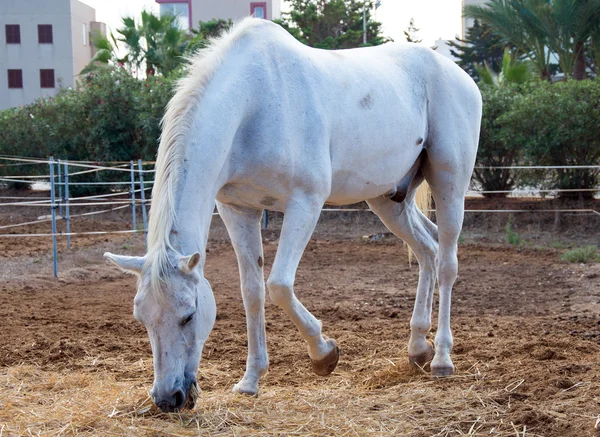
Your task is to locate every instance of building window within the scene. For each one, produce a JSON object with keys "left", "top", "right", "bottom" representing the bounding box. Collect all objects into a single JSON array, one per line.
[
  {"left": 83, "top": 23, "right": 88, "bottom": 46},
  {"left": 8, "top": 70, "right": 23, "bottom": 89},
  {"left": 40, "top": 69, "right": 55, "bottom": 88},
  {"left": 5, "top": 25, "right": 21, "bottom": 44},
  {"left": 251, "top": 2, "right": 267, "bottom": 19},
  {"left": 38, "top": 25, "right": 53, "bottom": 44},
  {"left": 159, "top": 3, "right": 190, "bottom": 30}
]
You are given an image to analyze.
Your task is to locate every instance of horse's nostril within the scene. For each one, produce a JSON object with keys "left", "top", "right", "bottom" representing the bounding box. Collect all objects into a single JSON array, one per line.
[
  {"left": 156, "top": 400, "right": 172, "bottom": 412},
  {"left": 173, "top": 389, "right": 185, "bottom": 410}
]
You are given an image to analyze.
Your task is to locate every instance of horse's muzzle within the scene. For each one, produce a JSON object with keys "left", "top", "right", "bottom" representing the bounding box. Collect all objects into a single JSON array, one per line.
[
  {"left": 155, "top": 388, "right": 185, "bottom": 412},
  {"left": 154, "top": 379, "right": 197, "bottom": 412}
]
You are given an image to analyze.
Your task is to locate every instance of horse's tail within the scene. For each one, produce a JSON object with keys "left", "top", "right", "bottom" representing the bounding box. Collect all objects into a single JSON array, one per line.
[{"left": 408, "top": 181, "right": 432, "bottom": 264}]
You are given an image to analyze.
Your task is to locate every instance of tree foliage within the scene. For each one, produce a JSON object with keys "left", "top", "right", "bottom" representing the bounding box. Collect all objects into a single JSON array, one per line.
[
  {"left": 275, "top": 0, "right": 388, "bottom": 49},
  {"left": 403, "top": 18, "right": 422, "bottom": 44},
  {"left": 474, "top": 79, "right": 600, "bottom": 198},
  {"left": 464, "top": 0, "right": 600, "bottom": 80},
  {"left": 116, "top": 10, "right": 190, "bottom": 76},
  {"left": 0, "top": 68, "right": 177, "bottom": 193},
  {"left": 447, "top": 20, "right": 506, "bottom": 81},
  {"left": 82, "top": 14, "right": 234, "bottom": 78},
  {"left": 188, "top": 19, "right": 234, "bottom": 52},
  {"left": 476, "top": 48, "right": 533, "bottom": 85},
  {"left": 472, "top": 84, "right": 524, "bottom": 196},
  {"left": 501, "top": 80, "right": 600, "bottom": 198}
]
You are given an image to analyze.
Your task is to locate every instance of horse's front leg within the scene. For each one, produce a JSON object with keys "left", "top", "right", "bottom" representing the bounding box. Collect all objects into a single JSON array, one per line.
[
  {"left": 266, "top": 195, "right": 339, "bottom": 376},
  {"left": 217, "top": 202, "right": 268, "bottom": 395}
]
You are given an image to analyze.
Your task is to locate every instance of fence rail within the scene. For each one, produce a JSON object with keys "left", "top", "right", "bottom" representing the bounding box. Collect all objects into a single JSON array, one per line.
[{"left": 0, "top": 156, "right": 598, "bottom": 277}]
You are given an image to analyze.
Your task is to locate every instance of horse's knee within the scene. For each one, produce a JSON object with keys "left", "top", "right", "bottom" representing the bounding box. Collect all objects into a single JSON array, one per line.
[
  {"left": 242, "top": 285, "right": 265, "bottom": 314},
  {"left": 266, "top": 276, "right": 294, "bottom": 307},
  {"left": 437, "top": 257, "right": 458, "bottom": 286}
]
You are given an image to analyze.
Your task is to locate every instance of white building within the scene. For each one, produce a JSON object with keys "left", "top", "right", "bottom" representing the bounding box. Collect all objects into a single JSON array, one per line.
[
  {"left": 156, "top": 0, "right": 281, "bottom": 31},
  {"left": 0, "top": 0, "right": 105, "bottom": 110}
]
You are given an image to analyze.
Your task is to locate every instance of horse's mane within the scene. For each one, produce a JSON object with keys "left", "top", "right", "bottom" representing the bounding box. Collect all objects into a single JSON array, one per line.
[{"left": 145, "top": 17, "right": 261, "bottom": 294}]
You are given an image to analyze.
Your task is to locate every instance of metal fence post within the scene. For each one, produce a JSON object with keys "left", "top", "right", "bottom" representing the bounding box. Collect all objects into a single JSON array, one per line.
[
  {"left": 137, "top": 159, "right": 148, "bottom": 248},
  {"left": 130, "top": 160, "right": 137, "bottom": 233},
  {"left": 57, "top": 159, "right": 63, "bottom": 217},
  {"left": 49, "top": 157, "right": 58, "bottom": 277},
  {"left": 64, "top": 161, "right": 71, "bottom": 249}
]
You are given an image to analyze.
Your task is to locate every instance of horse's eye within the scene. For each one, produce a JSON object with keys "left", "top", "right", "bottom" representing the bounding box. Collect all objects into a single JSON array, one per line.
[{"left": 181, "top": 312, "right": 195, "bottom": 326}]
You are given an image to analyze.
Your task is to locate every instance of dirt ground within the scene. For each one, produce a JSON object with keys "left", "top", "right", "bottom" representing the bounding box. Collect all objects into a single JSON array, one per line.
[{"left": 0, "top": 195, "right": 599, "bottom": 436}]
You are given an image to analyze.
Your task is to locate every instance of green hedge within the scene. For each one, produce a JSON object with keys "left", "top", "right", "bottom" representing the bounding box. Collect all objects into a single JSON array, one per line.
[
  {"left": 473, "top": 83, "right": 523, "bottom": 196},
  {"left": 501, "top": 80, "right": 600, "bottom": 199},
  {"left": 0, "top": 67, "right": 176, "bottom": 193},
  {"left": 0, "top": 69, "right": 599, "bottom": 198},
  {"left": 476, "top": 80, "right": 600, "bottom": 199}
]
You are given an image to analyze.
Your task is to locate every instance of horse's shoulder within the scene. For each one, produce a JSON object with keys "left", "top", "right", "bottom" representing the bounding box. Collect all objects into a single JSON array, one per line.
[{"left": 382, "top": 43, "right": 477, "bottom": 88}]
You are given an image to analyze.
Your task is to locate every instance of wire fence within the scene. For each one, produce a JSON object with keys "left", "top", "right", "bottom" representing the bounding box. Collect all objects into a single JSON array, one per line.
[{"left": 0, "top": 155, "right": 598, "bottom": 277}]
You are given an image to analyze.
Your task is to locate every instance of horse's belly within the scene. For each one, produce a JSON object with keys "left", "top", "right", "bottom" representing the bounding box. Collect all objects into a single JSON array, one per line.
[
  {"left": 327, "top": 166, "right": 406, "bottom": 205},
  {"left": 217, "top": 180, "right": 289, "bottom": 212},
  {"left": 327, "top": 136, "right": 424, "bottom": 205},
  {"left": 326, "top": 94, "right": 426, "bottom": 204}
]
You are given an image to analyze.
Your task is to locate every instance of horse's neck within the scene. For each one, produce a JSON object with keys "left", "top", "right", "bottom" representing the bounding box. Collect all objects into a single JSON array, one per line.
[
  {"left": 168, "top": 153, "right": 221, "bottom": 260},
  {"left": 164, "top": 71, "right": 248, "bottom": 258}
]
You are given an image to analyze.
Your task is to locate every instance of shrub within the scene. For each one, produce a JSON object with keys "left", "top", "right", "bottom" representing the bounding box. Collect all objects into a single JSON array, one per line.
[
  {"left": 0, "top": 67, "right": 176, "bottom": 194},
  {"left": 501, "top": 80, "right": 600, "bottom": 199},
  {"left": 560, "top": 246, "right": 600, "bottom": 263},
  {"left": 504, "top": 216, "right": 522, "bottom": 246},
  {"left": 472, "top": 84, "right": 523, "bottom": 197}
]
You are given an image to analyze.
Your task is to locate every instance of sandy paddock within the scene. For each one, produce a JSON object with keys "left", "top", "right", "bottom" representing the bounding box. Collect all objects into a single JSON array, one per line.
[{"left": 0, "top": 202, "right": 599, "bottom": 436}]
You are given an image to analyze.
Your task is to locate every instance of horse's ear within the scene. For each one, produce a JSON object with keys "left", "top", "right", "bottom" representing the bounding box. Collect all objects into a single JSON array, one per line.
[
  {"left": 179, "top": 252, "right": 201, "bottom": 274},
  {"left": 104, "top": 252, "right": 145, "bottom": 275}
]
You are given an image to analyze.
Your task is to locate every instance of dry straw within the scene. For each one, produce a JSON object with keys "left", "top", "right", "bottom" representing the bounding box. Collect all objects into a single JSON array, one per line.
[{"left": 1, "top": 349, "right": 590, "bottom": 436}]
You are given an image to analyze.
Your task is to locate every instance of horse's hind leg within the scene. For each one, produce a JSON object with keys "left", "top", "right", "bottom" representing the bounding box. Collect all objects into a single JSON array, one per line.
[
  {"left": 217, "top": 202, "right": 269, "bottom": 395},
  {"left": 424, "top": 175, "right": 470, "bottom": 376},
  {"left": 266, "top": 195, "right": 339, "bottom": 376},
  {"left": 424, "top": 134, "right": 478, "bottom": 376},
  {"left": 367, "top": 193, "right": 438, "bottom": 367}
]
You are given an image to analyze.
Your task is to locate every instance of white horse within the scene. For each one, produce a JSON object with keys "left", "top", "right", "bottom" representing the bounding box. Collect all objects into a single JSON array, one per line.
[{"left": 105, "top": 18, "right": 481, "bottom": 412}]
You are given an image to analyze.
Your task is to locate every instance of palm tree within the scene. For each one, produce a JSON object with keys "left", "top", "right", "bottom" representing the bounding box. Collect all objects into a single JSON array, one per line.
[
  {"left": 465, "top": 0, "right": 600, "bottom": 80},
  {"left": 82, "top": 11, "right": 190, "bottom": 77},
  {"left": 465, "top": 0, "right": 551, "bottom": 79},
  {"left": 587, "top": 0, "right": 600, "bottom": 75},
  {"left": 476, "top": 48, "right": 533, "bottom": 85},
  {"left": 540, "top": 0, "right": 599, "bottom": 79},
  {"left": 80, "top": 31, "right": 124, "bottom": 74},
  {"left": 117, "top": 10, "right": 190, "bottom": 77}
]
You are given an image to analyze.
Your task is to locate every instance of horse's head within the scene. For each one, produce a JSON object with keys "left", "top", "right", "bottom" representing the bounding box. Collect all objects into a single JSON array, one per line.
[{"left": 104, "top": 250, "right": 216, "bottom": 412}]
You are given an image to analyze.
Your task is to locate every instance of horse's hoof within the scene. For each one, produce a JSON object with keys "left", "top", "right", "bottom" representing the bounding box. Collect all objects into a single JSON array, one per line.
[
  {"left": 232, "top": 380, "right": 259, "bottom": 397},
  {"left": 408, "top": 344, "right": 435, "bottom": 368},
  {"left": 431, "top": 362, "right": 455, "bottom": 377},
  {"left": 311, "top": 338, "right": 340, "bottom": 376}
]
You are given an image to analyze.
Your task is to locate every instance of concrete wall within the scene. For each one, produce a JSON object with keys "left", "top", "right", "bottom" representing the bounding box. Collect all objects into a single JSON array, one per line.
[
  {"left": 90, "top": 21, "right": 107, "bottom": 57},
  {"left": 0, "top": 0, "right": 102, "bottom": 110},
  {"left": 70, "top": 0, "right": 96, "bottom": 79},
  {"left": 190, "top": 0, "right": 280, "bottom": 24},
  {"left": 271, "top": 0, "right": 281, "bottom": 20},
  {"left": 1, "top": 0, "right": 72, "bottom": 109}
]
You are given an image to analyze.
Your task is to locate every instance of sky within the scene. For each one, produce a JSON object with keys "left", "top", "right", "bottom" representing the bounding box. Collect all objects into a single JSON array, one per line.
[{"left": 79, "top": 0, "right": 463, "bottom": 47}]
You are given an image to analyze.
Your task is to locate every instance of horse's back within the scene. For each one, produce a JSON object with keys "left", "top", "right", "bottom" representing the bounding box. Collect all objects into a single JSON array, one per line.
[{"left": 216, "top": 21, "right": 481, "bottom": 207}]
